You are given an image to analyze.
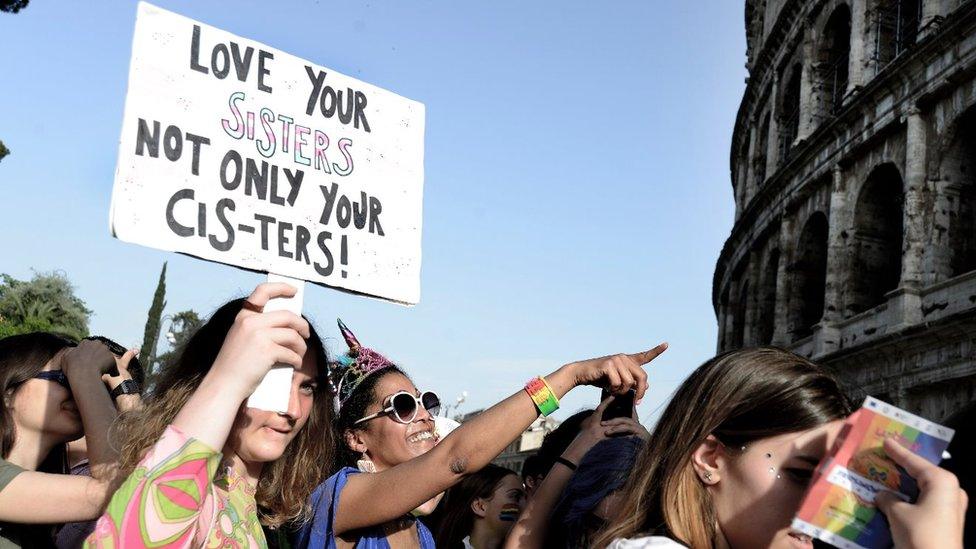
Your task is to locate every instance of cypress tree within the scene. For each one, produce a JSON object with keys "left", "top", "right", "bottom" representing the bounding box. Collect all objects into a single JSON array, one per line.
[{"left": 141, "top": 262, "right": 167, "bottom": 374}]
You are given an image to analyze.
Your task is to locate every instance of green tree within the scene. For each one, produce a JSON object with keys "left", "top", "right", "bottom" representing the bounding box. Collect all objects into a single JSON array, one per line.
[
  {"left": 140, "top": 262, "right": 167, "bottom": 372},
  {"left": 0, "top": 141, "right": 9, "bottom": 162},
  {"left": 0, "top": 271, "right": 91, "bottom": 340},
  {"left": 0, "top": 1, "right": 30, "bottom": 14},
  {"left": 150, "top": 309, "right": 201, "bottom": 384}
]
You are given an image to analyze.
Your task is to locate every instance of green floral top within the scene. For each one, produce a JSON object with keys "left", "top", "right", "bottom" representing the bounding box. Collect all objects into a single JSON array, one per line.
[{"left": 84, "top": 425, "right": 266, "bottom": 548}]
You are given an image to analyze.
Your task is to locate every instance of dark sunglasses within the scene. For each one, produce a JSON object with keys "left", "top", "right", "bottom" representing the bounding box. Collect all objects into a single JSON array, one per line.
[
  {"left": 354, "top": 391, "right": 441, "bottom": 425},
  {"left": 33, "top": 370, "right": 71, "bottom": 391}
]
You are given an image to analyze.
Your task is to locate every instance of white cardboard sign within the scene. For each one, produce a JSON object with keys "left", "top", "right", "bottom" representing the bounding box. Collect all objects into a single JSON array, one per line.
[{"left": 111, "top": 2, "right": 425, "bottom": 305}]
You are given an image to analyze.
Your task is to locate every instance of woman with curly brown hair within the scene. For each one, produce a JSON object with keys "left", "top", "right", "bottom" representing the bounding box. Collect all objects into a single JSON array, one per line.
[{"left": 84, "top": 282, "right": 337, "bottom": 548}]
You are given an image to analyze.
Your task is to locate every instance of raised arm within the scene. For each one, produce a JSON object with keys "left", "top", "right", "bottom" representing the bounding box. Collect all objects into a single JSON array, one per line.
[
  {"left": 505, "top": 400, "right": 650, "bottom": 549},
  {"left": 171, "top": 283, "right": 309, "bottom": 450},
  {"left": 0, "top": 340, "right": 121, "bottom": 524},
  {"left": 334, "top": 344, "right": 667, "bottom": 534},
  {"left": 62, "top": 339, "right": 121, "bottom": 480}
]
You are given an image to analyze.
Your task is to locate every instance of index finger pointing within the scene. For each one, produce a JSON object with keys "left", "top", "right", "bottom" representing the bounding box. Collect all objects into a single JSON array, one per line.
[{"left": 629, "top": 342, "right": 669, "bottom": 365}]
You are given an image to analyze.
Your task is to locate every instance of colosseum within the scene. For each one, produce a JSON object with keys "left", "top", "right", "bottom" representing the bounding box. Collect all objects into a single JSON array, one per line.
[{"left": 714, "top": 0, "right": 976, "bottom": 421}]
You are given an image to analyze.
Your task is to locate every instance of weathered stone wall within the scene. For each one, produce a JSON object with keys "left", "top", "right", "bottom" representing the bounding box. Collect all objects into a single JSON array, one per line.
[{"left": 719, "top": 0, "right": 976, "bottom": 421}]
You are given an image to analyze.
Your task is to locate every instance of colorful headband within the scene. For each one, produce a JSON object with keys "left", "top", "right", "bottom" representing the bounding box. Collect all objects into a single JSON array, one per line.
[{"left": 329, "top": 319, "right": 397, "bottom": 408}]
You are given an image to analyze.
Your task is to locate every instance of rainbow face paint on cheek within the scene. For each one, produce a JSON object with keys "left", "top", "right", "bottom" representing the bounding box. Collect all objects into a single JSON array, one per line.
[{"left": 499, "top": 504, "right": 520, "bottom": 522}]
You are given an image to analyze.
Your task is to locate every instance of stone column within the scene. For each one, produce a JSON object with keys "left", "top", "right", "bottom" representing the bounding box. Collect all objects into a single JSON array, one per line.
[
  {"left": 767, "top": 76, "right": 781, "bottom": 170},
  {"left": 735, "top": 148, "right": 748, "bottom": 220},
  {"left": 919, "top": 0, "right": 944, "bottom": 39},
  {"left": 847, "top": 0, "right": 869, "bottom": 91},
  {"left": 902, "top": 107, "right": 927, "bottom": 288},
  {"left": 813, "top": 166, "right": 850, "bottom": 356},
  {"left": 798, "top": 31, "right": 816, "bottom": 141},
  {"left": 887, "top": 107, "right": 927, "bottom": 331},
  {"left": 742, "top": 250, "right": 762, "bottom": 346},
  {"left": 745, "top": 124, "right": 759, "bottom": 205},
  {"left": 824, "top": 165, "right": 851, "bottom": 323},
  {"left": 772, "top": 215, "right": 795, "bottom": 346},
  {"left": 928, "top": 180, "right": 958, "bottom": 284}
]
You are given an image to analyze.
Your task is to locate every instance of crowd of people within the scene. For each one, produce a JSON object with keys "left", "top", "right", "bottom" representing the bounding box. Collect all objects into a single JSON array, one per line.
[{"left": 0, "top": 282, "right": 967, "bottom": 548}]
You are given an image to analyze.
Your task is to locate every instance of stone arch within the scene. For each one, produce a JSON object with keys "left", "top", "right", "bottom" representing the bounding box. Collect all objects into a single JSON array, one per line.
[
  {"left": 816, "top": 4, "right": 851, "bottom": 116},
  {"left": 937, "top": 106, "right": 976, "bottom": 277},
  {"left": 873, "top": 0, "right": 922, "bottom": 69},
  {"left": 790, "top": 212, "right": 829, "bottom": 339},
  {"left": 756, "top": 248, "right": 780, "bottom": 345},
  {"left": 848, "top": 163, "right": 904, "bottom": 314},
  {"left": 778, "top": 64, "right": 803, "bottom": 163}
]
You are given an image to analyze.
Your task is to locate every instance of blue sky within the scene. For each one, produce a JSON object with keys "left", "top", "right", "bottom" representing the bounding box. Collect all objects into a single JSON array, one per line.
[{"left": 0, "top": 1, "right": 746, "bottom": 423}]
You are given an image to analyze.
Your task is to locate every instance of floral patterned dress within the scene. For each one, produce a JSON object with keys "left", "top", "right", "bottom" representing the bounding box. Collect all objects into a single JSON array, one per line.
[{"left": 84, "top": 425, "right": 265, "bottom": 548}]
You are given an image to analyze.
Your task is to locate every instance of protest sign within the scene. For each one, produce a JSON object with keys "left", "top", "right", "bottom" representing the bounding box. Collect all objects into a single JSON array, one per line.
[{"left": 111, "top": 2, "right": 425, "bottom": 305}]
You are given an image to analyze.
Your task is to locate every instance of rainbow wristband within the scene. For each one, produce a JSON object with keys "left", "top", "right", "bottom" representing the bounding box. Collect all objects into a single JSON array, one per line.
[{"left": 525, "top": 377, "right": 559, "bottom": 416}]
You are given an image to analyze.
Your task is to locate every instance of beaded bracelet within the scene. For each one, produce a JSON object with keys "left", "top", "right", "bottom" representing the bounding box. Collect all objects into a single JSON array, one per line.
[{"left": 525, "top": 377, "right": 559, "bottom": 416}]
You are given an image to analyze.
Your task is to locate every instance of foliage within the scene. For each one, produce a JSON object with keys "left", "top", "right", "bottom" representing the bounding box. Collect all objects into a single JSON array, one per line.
[
  {"left": 140, "top": 263, "right": 167, "bottom": 372},
  {"left": 151, "top": 309, "right": 201, "bottom": 379},
  {"left": 0, "top": 140, "right": 9, "bottom": 162},
  {"left": 0, "top": 271, "right": 91, "bottom": 340},
  {"left": 0, "top": 1, "right": 29, "bottom": 14}
]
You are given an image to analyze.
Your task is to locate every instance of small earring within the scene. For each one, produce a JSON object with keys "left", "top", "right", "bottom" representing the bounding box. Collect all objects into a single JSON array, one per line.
[
  {"left": 356, "top": 452, "right": 377, "bottom": 473},
  {"left": 703, "top": 471, "right": 713, "bottom": 483}
]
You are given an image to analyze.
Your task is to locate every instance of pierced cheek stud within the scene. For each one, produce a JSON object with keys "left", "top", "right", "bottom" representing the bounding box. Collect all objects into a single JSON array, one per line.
[{"left": 765, "top": 452, "right": 772, "bottom": 459}]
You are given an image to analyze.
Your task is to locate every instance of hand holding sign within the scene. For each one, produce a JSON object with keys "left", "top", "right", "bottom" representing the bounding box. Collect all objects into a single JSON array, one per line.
[{"left": 210, "top": 282, "right": 309, "bottom": 398}]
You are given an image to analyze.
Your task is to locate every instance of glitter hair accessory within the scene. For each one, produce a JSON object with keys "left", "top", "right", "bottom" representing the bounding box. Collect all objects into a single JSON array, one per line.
[{"left": 329, "top": 319, "right": 397, "bottom": 408}]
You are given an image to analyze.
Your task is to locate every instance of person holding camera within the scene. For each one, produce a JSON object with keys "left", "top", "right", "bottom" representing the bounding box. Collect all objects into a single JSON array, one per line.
[
  {"left": 505, "top": 394, "right": 650, "bottom": 549},
  {"left": 0, "top": 333, "right": 128, "bottom": 548}
]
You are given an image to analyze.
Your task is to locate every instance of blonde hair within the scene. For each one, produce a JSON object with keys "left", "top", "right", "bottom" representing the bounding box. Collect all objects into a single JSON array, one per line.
[
  {"left": 594, "top": 348, "right": 850, "bottom": 548},
  {"left": 116, "top": 298, "right": 336, "bottom": 527}
]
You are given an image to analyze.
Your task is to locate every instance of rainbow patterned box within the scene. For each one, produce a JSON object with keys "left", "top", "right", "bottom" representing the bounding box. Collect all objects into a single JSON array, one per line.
[{"left": 792, "top": 397, "right": 954, "bottom": 549}]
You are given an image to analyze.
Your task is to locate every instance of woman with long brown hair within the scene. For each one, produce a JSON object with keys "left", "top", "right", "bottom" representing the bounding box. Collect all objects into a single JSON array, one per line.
[
  {"left": 594, "top": 347, "right": 967, "bottom": 549},
  {"left": 84, "top": 282, "right": 337, "bottom": 548},
  {"left": 0, "top": 334, "right": 126, "bottom": 548}
]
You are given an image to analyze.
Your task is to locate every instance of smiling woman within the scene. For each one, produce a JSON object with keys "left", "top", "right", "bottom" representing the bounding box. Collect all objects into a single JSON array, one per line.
[{"left": 294, "top": 320, "right": 667, "bottom": 549}]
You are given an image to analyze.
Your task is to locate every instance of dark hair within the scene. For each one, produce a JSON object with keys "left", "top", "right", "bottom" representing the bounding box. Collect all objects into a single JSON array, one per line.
[
  {"left": 595, "top": 347, "right": 852, "bottom": 548},
  {"left": 116, "top": 298, "right": 337, "bottom": 527},
  {"left": 527, "top": 409, "right": 593, "bottom": 478},
  {"left": 550, "top": 436, "right": 644, "bottom": 548},
  {"left": 0, "top": 332, "right": 75, "bottom": 471},
  {"left": 429, "top": 464, "right": 517, "bottom": 549},
  {"left": 520, "top": 454, "right": 544, "bottom": 480},
  {"left": 336, "top": 365, "right": 408, "bottom": 466}
]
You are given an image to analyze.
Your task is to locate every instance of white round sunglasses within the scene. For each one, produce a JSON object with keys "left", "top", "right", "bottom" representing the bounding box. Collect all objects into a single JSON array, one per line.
[{"left": 354, "top": 390, "right": 441, "bottom": 425}]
